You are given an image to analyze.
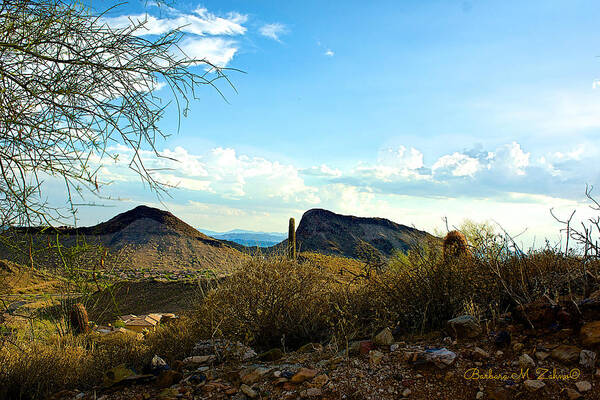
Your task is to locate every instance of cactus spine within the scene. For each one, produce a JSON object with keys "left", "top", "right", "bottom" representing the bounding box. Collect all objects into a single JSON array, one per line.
[
  {"left": 288, "top": 217, "right": 296, "bottom": 260},
  {"left": 70, "top": 303, "right": 90, "bottom": 335}
]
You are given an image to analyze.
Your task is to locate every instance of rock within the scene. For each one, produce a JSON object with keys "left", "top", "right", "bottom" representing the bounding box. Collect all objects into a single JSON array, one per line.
[
  {"left": 359, "top": 340, "right": 375, "bottom": 355},
  {"left": 182, "top": 355, "right": 214, "bottom": 367},
  {"left": 297, "top": 343, "right": 323, "bottom": 353},
  {"left": 103, "top": 364, "right": 136, "bottom": 387},
  {"left": 258, "top": 348, "right": 283, "bottom": 361},
  {"left": 312, "top": 374, "right": 329, "bottom": 387},
  {"left": 551, "top": 345, "right": 581, "bottom": 364},
  {"left": 240, "top": 384, "right": 258, "bottom": 399},
  {"left": 519, "top": 354, "right": 536, "bottom": 368},
  {"left": 149, "top": 355, "right": 169, "bottom": 374},
  {"left": 193, "top": 339, "right": 256, "bottom": 361},
  {"left": 535, "top": 351, "right": 550, "bottom": 361},
  {"left": 580, "top": 350, "right": 597, "bottom": 369},
  {"left": 523, "top": 379, "right": 545, "bottom": 391},
  {"left": 291, "top": 368, "right": 318, "bottom": 383},
  {"left": 447, "top": 315, "right": 482, "bottom": 338},
  {"left": 425, "top": 348, "right": 457, "bottom": 369},
  {"left": 373, "top": 327, "right": 394, "bottom": 346},
  {"left": 564, "top": 388, "right": 582, "bottom": 400},
  {"left": 183, "top": 374, "right": 206, "bottom": 385},
  {"left": 402, "top": 388, "right": 412, "bottom": 397},
  {"left": 476, "top": 391, "right": 484, "bottom": 400},
  {"left": 495, "top": 350, "right": 504, "bottom": 358},
  {"left": 156, "top": 370, "right": 182, "bottom": 388},
  {"left": 575, "top": 381, "right": 592, "bottom": 393},
  {"left": 512, "top": 342, "right": 524, "bottom": 353},
  {"left": 240, "top": 367, "right": 271, "bottom": 385},
  {"left": 369, "top": 350, "right": 384, "bottom": 366},
  {"left": 581, "top": 321, "right": 600, "bottom": 346},
  {"left": 473, "top": 347, "right": 490, "bottom": 359}
]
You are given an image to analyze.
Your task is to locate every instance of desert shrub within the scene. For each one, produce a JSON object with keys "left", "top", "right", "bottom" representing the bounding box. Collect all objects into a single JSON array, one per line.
[
  {"left": 0, "top": 339, "right": 93, "bottom": 399},
  {"left": 196, "top": 254, "right": 344, "bottom": 349},
  {"left": 144, "top": 316, "right": 204, "bottom": 363},
  {"left": 0, "top": 317, "right": 204, "bottom": 400},
  {"left": 379, "top": 227, "right": 600, "bottom": 333}
]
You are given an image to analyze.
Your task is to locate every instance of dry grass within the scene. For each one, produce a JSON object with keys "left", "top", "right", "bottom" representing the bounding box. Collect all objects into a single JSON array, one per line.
[
  {"left": 2, "top": 229, "right": 599, "bottom": 399},
  {"left": 0, "top": 317, "right": 202, "bottom": 399}
]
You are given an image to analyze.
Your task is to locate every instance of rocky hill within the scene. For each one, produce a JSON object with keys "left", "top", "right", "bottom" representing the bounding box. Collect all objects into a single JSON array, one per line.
[
  {"left": 1, "top": 206, "right": 247, "bottom": 273},
  {"left": 284, "top": 208, "right": 439, "bottom": 259}
]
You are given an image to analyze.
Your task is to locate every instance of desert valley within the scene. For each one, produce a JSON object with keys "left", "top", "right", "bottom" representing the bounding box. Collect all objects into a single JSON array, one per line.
[
  {"left": 2, "top": 0, "right": 600, "bottom": 399},
  {"left": 2, "top": 205, "right": 600, "bottom": 400}
]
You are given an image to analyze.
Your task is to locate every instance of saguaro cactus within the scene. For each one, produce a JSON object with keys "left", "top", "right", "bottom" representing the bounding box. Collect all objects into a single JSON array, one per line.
[
  {"left": 70, "top": 303, "right": 90, "bottom": 335},
  {"left": 288, "top": 217, "right": 296, "bottom": 260}
]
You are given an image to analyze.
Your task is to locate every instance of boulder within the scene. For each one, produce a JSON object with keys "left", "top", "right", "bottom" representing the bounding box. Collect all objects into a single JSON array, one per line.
[
  {"left": 581, "top": 321, "right": 600, "bottom": 346},
  {"left": 290, "top": 368, "right": 318, "bottom": 383},
  {"left": 103, "top": 364, "right": 136, "bottom": 387},
  {"left": 447, "top": 315, "right": 481, "bottom": 338},
  {"left": 551, "top": 345, "right": 581, "bottom": 364},
  {"left": 575, "top": 381, "right": 592, "bottom": 393},
  {"left": 523, "top": 379, "right": 545, "bottom": 392},
  {"left": 580, "top": 350, "right": 597, "bottom": 369},
  {"left": 373, "top": 327, "right": 394, "bottom": 346}
]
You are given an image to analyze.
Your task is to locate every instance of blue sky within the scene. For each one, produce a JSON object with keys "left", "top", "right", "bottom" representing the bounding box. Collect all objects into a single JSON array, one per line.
[{"left": 64, "top": 0, "right": 600, "bottom": 247}]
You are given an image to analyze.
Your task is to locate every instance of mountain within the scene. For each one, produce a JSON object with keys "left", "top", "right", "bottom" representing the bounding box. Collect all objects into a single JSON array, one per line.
[
  {"left": 198, "top": 229, "right": 286, "bottom": 248},
  {"left": 282, "top": 208, "right": 439, "bottom": 259},
  {"left": 2, "top": 206, "right": 247, "bottom": 272}
]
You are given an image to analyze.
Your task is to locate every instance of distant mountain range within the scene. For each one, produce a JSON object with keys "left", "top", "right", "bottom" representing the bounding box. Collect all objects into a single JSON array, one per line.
[
  {"left": 273, "top": 208, "right": 440, "bottom": 259},
  {"left": 198, "top": 229, "right": 286, "bottom": 248},
  {"left": 1, "top": 206, "right": 440, "bottom": 272},
  {"left": 2, "top": 206, "right": 248, "bottom": 272}
]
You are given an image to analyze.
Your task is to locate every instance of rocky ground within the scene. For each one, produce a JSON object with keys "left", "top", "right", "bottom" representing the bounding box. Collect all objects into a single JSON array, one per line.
[{"left": 48, "top": 293, "right": 600, "bottom": 400}]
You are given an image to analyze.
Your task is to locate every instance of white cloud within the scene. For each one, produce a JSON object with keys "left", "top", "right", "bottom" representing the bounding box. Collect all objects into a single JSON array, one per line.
[
  {"left": 102, "top": 6, "right": 247, "bottom": 68},
  {"left": 324, "top": 49, "right": 334, "bottom": 57},
  {"left": 378, "top": 146, "right": 424, "bottom": 170},
  {"left": 180, "top": 37, "right": 239, "bottom": 67},
  {"left": 301, "top": 164, "right": 342, "bottom": 178},
  {"left": 259, "top": 23, "right": 288, "bottom": 41},
  {"left": 103, "top": 8, "right": 247, "bottom": 37},
  {"left": 432, "top": 152, "right": 481, "bottom": 177}
]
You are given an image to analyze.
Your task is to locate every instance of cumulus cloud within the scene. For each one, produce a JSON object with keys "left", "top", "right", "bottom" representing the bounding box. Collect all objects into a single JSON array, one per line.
[
  {"left": 432, "top": 152, "right": 482, "bottom": 177},
  {"left": 102, "top": 6, "right": 247, "bottom": 67},
  {"left": 103, "top": 7, "right": 247, "bottom": 36},
  {"left": 90, "top": 140, "right": 599, "bottom": 234},
  {"left": 179, "top": 37, "right": 239, "bottom": 67},
  {"left": 99, "top": 146, "right": 320, "bottom": 204},
  {"left": 259, "top": 23, "right": 288, "bottom": 41},
  {"left": 324, "top": 49, "right": 334, "bottom": 57}
]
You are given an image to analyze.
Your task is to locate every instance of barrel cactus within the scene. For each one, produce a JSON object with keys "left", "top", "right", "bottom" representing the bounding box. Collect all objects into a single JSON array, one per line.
[
  {"left": 443, "top": 230, "right": 471, "bottom": 261},
  {"left": 70, "top": 303, "right": 90, "bottom": 335}
]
